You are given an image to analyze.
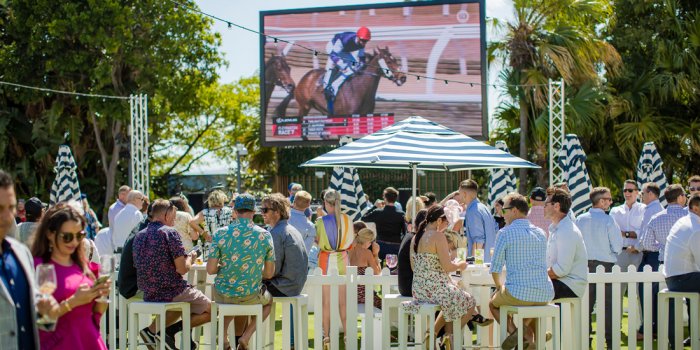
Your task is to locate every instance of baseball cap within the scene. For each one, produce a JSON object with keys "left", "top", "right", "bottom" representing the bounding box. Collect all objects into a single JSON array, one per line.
[
  {"left": 25, "top": 197, "right": 46, "bottom": 219},
  {"left": 234, "top": 194, "right": 256, "bottom": 211},
  {"left": 530, "top": 187, "right": 547, "bottom": 201}
]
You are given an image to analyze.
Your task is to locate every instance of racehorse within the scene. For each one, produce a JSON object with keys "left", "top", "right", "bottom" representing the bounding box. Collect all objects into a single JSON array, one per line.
[
  {"left": 264, "top": 55, "right": 295, "bottom": 116},
  {"left": 294, "top": 47, "right": 407, "bottom": 116}
]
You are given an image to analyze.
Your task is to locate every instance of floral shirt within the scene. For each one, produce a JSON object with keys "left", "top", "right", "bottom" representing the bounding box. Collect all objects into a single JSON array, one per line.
[
  {"left": 211, "top": 218, "right": 275, "bottom": 298},
  {"left": 133, "top": 221, "right": 188, "bottom": 301}
]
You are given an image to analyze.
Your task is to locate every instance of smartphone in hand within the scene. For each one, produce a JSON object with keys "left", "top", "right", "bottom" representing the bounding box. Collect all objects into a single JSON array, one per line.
[
  {"left": 94, "top": 275, "right": 110, "bottom": 285},
  {"left": 188, "top": 246, "right": 202, "bottom": 258}
]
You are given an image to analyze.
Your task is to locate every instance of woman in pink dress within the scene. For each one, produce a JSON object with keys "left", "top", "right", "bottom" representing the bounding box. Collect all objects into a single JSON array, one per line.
[{"left": 30, "top": 203, "right": 111, "bottom": 350}]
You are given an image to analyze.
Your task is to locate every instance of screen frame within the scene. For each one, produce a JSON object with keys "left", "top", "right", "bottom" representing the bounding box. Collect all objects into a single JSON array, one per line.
[{"left": 259, "top": 0, "right": 488, "bottom": 146}]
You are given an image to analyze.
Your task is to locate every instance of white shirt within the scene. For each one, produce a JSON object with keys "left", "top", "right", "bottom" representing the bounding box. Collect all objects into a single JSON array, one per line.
[
  {"left": 663, "top": 212, "right": 700, "bottom": 278},
  {"left": 94, "top": 228, "right": 114, "bottom": 257},
  {"left": 609, "top": 201, "right": 645, "bottom": 248},
  {"left": 108, "top": 200, "right": 126, "bottom": 227},
  {"left": 112, "top": 203, "right": 143, "bottom": 250},
  {"left": 547, "top": 216, "right": 589, "bottom": 297}
]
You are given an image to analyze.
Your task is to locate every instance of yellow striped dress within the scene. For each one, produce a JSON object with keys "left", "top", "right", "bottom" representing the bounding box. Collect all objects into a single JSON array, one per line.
[{"left": 315, "top": 213, "right": 354, "bottom": 275}]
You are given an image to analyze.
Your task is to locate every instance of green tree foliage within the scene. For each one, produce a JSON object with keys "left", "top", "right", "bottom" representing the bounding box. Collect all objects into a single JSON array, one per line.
[
  {"left": 489, "top": 0, "right": 622, "bottom": 191},
  {"left": 0, "top": 0, "right": 224, "bottom": 217},
  {"left": 606, "top": 0, "right": 700, "bottom": 181},
  {"left": 151, "top": 75, "right": 277, "bottom": 195}
]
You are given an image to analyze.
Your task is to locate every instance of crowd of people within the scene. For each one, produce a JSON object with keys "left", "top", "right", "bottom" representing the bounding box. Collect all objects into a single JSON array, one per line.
[{"left": 1, "top": 166, "right": 699, "bottom": 350}]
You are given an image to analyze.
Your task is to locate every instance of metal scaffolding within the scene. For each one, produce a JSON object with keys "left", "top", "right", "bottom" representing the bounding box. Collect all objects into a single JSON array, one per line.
[
  {"left": 548, "top": 78, "right": 565, "bottom": 186},
  {"left": 129, "top": 94, "right": 149, "bottom": 195}
]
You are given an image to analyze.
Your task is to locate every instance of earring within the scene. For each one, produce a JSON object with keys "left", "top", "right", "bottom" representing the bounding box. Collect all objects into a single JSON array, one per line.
[{"left": 49, "top": 245, "right": 53, "bottom": 252}]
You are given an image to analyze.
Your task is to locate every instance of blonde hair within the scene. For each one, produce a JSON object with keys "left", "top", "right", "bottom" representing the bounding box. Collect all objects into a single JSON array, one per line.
[
  {"left": 405, "top": 196, "right": 425, "bottom": 222},
  {"left": 444, "top": 229, "right": 465, "bottom": 249},
  {"left": 293, "top": 190, "right": 312, "bottom": 207},
  {"left": 355, "top": 228, "right": 376, "bottom": 245},
  {"left": 207, "top": 190, "right": 228, "bottom": 208},
  {"left": 324, "top": 189, "right": 343, "bottom": 231}
]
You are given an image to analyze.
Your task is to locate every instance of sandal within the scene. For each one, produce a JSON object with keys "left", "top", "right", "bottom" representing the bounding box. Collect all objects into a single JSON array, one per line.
[
  {"left": 322, "top": 336, "right": 330, "bottom": 350},
  {"left": 470, "top": 313, "right": 494, "bottom": 327}
]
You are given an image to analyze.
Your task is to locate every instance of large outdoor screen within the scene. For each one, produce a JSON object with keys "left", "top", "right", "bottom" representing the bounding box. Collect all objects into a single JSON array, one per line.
[{"left": 260, "top": 0, "right": 486, "bottom": 146}]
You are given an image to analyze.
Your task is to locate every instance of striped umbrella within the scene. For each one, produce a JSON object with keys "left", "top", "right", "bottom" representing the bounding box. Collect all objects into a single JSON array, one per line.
[
  {"left": 50, "top": 145, "right": 82, "bottom": 205},
  {"left": 557, "top": 134, "right": 593, "bottom": 216},
  {"left": 636, "top": 141, "right": 668, "bottom": 206},
  {"left": 487, "top": 140, "right": 516, "bottom": 209},
  {"left": 329, "top": 167, "right": 370, "bottom": 221},
  {"left": 301, "top": 116, "right": 539, "bottom": 220}
]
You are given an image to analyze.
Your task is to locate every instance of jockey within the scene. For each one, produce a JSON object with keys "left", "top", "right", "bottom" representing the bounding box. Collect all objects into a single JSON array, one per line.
[{"left": 322, "top": 27, "right": 372, "bottom": 105}]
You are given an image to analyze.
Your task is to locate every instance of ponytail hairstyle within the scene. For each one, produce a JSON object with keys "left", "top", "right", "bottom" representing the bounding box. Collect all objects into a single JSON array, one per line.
[
  {"left": 30, "top": 202, "right": 90, "bottom": 275},
  {"left": 413, "top": 205, "right": 446, "bottom": 253},
  {"left": 324, "top": 189, "right": 343, "bottom": 234}
]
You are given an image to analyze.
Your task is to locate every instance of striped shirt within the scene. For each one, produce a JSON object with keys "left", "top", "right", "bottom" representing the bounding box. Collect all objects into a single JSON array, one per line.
[
  {"left": 490, "top": 219, "right": 554, "bottom": 302},
  {"left": 635, "top": 199, "right": 663, "bottom": 251},
  {"left": 638, "top": 204, "right": 686, "bottom": 261}
]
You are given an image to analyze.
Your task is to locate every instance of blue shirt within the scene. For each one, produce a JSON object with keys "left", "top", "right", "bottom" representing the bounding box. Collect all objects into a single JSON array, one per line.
[
  {"left": 330, "top": 32, "right": 366, "bottom": 64},
  {"left": 0, "top": 240, "right": 34, "bottom": 350},
  {"left": 463, "top": 199, "right": 498, "bottom": 263},
  {"left": 575, "top": 208, "right": 623, "bottom": 263},
  {"left": 547, "top": 217, "right": 588, "bottom": 297},
  {"left": 288, "top": 208, "right": 316, "bottom": 255},
  {"left": 639, "top": 204, "right": 687, "bottom": 261},
  {"left": 635, "top": 199, "right": 663, "bottom": 251},
  {"left": 490, "top": 219, "right": 554, "bottom": 302},
  {"left": 267, "top": 220, "right": 309, "bottom": 296}
]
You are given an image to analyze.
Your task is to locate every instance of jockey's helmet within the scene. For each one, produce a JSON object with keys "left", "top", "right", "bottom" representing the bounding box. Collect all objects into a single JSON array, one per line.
[{"left": 356, "top": 27, "right": 371, "bottom": 42}]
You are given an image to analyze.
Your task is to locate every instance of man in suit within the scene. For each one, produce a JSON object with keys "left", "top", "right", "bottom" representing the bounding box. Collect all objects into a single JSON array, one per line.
[{"left": 0, "top": 169, "right": 55, "bottom": 350}]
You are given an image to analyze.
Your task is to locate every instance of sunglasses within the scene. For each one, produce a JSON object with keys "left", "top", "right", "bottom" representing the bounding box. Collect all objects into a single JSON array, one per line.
[
  {"left": 690, "top": 187, "right": 700, "bottom": 192},
  {"left": 623, "top": 189, "right": 637, "bottom": 193},
  {"left": 501, "top": 206, "right": 513, "bottom": 214},
  {"left": 260, "top": 207, "right": 273, "bottom": 214},
  {"left": 58, "top": 231, "right": 86, "bottom": 244}
]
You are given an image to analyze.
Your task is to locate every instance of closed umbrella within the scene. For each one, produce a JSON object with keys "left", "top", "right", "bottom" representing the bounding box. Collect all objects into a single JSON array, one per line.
[
  {"left": 329, "top": 167, "right": 370, "bottom": 222},
  {"left": 636, "top": 141, "right": 668, "bottom": 206},
  {"left": 50, "top": 144, "right": 82, "bottom": 205},
  {"left": 557, "top": 134, "right": 593, "bottom": 216},
  {"left": 302, "top": 116, "right": 539, "bottom": 221},
  {"left": 487, "top": 140, "right": 516, "bottom": 209}
]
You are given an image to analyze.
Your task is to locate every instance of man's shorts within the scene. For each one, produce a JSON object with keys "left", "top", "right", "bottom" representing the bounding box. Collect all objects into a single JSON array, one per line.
[
  {"left": 490, "top": 286, "right": 549, "bottom": 308},
  {"left": 172, "top": 287, "right": 211, "bottom": 314},
  {"left": 213, "top": 286, "right": 272, "bottom": 306}
]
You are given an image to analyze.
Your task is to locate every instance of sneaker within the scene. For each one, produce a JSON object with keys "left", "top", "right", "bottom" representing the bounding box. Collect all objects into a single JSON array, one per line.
[
  {"left": 140, "top": 327, "right": 159, "bottom": 350},
  {"left": 162, "top": 333, "right": 178, "bottom": 350}
]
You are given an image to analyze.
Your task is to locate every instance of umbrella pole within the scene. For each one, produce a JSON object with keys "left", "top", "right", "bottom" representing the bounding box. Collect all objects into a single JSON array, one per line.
[{"left": 411, "top": 163, "right": 417, "bottom": 229}]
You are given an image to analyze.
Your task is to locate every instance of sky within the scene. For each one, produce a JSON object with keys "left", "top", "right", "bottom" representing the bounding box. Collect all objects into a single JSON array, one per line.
[{"left": 187, "top": 0, "right": 514, "bottom": 175}]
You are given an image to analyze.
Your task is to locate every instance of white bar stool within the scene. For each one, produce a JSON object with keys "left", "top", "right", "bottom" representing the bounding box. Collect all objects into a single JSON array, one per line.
[
  {"left": 272, "top": 295, "right": 309, "bottom": 350},
  {"left": 128, "top": 301, "right": 191, "bottom": 350},
  {"left": 499, "top": 304, "right": 560, "bottom": 350},
  {"left": 398, "top": 302, "right": 462, "bottom": 350},
  {"left": 658, "top": 289, "right": 699, "bottom": 350},
  {"left": 553, "top": 298, "right": 582, "bottom": 350},
  {"left": 210, "top": 302, "right": 272, "bottom": 350},
  {"left": 382, "top": 294, "right": 413, "bottom": 349}
]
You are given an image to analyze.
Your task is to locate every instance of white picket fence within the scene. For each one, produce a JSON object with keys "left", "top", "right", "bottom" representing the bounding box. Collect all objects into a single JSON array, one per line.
[{"left": 104, "top": 264, "right": 684, "bottom": 350}]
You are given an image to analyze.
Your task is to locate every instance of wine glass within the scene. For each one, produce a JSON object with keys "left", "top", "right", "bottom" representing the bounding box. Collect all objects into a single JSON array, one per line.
[
  {"left": 36, "top": 264, "right": 57, "bottom": 325},
  {"left": 385, "top": 254, "right": 398, "bottom": 269},
  {"left": 96, "top": 255, "right": 113, "bottom": 303}
]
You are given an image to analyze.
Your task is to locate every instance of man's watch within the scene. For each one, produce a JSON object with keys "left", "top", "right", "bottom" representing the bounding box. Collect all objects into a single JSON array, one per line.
[{"left": 624, "top": 231, "right": 630, "bottom": 238}]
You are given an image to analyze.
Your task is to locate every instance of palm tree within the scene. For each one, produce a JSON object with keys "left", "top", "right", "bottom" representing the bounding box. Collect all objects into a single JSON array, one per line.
[{"left": 489, "top": 0, "right": 621, "bottom": 191}]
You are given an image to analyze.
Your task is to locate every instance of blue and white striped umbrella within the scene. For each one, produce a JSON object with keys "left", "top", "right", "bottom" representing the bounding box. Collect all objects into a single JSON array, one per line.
[
  {"left": 330, "top": 167, "right": 370, "bottom": 222},
  {"left": 636, "top": 141, "right": 668, "bottom": 206},
  {"left": 302, "top": 116, "right": 539, "bottom": 220},
  {"left": 50, "top": 145, "right": 82, "bottom": 205},
  {"left": 302, "top": 116, "right": 539, "bottom": 171},
  {"left": 487, "top": 140, "right": 516, "bottom": 209},
  {"left": 557, "top": 134, "right": 593, "bottom": 216}
]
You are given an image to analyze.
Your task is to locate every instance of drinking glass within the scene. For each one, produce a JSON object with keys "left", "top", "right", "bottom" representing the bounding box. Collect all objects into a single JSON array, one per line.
[
  {"left": 96, "top": 255, "right": 113, "bottom": 303},
  {"left": 456, "top": 248, "right": 468, "bottom": 262},
  {"left": 474, "top": 248, "right": 485, "bottom": 265},
  {"left": 36, "top": 264, "right": 57, "bottom": 325},
  {"left": 385, "top": 254, "right": 398, "bottom": 269}
]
